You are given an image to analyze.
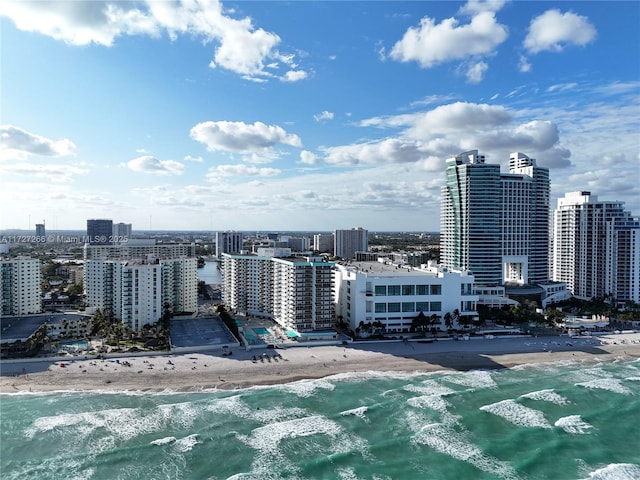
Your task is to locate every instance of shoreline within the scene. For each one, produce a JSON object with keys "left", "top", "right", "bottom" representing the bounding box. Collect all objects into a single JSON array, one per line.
[{"left": 2, "top": 333, "right": 639, "bottom": 394}]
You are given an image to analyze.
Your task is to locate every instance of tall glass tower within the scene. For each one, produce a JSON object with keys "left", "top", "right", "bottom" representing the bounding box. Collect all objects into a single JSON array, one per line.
[{"left": 440, "top": 150, "right": 550, "bottom": 287}]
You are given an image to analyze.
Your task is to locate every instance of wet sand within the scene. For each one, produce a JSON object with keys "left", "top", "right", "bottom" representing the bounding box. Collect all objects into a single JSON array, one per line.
[{"left": 1, "top": 333, "right": 638, "bottom": 393}]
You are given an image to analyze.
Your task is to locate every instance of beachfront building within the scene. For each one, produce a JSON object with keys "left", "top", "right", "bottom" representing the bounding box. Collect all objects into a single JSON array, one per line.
[
  {"left": 334, "top": 227, "right": 368, "bottom": 259},
  {"left": 0, "top": 256, "right": 42, "bottom": 315},
  {"left": 84, "top": 257, "right": 197, "bottom": 331},
  {"left": 552, "top": 191, "right": 640, "bottom": 305},
  {"left": 313, "top": 233, "right": 334, "bottom": 254},
  {"left": 84, "top": 243, "right": 196, "bottom": 261},
  {"left": 334, "top": 260, "right": 478, "bottom": 333},
  {"left": 215, "top": 231, "right": 244, "bottom": 259},
  {"left": 222, "top": 253, "right": 335, "bottom": 332},
  {"left": 441, "top": 150, "right": 550, "bottom": 287}
]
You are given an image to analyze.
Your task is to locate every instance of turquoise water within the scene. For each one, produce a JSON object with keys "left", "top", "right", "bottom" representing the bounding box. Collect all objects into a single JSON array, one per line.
[
  {"left": 253, "top": 327, "right": 270, "bottom": 336},
  {"left": 2, "top": 359, "right": 640, "bottom": 479}
]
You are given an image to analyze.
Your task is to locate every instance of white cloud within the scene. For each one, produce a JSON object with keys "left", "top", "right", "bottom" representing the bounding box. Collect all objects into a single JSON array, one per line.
[
  {"left": 518, "top": 55, "right": 531, "bottom": 73},
  {"left": 458, "top": 0, "right": 508, "bottom": 15},
  {"left": 190, "top": 120, "right": 302, "bottom": 153},
  {"left": 546, "top": 83, "right": 578, "bottom": 93},
  {"left": 317, "top": 138, "right": 430, "bottom": 167},
  {"left": 466, "top": 61, "right": 488, "bottom": 83},
  {"left": 183, "top": 154, "right": 203, "bottom": 163},
  {"left": 282, "top": 70, "right": 308, "bottom": 82},
  {"left": 390, "top": 11, "right": 508, "bottom": 68},
  {"left": 314, "top": 111, "right": 335, "bottom": 122},
  {"left": 206, "top": 164, "right": 281, "bottom": 179},
  {"left": 0, "top": 162, "right": 87, "bottom": 182},
  {"left": 127, "top": 155, "right": 184, "bottom": 175},
  {"left": 300, "top": 150, "right": 319, "bottom": 165},
  {"left": 0, "top": 0, "right": 305, "bottom": 82},
  {"left": 0, "top": 125, "right": 76, "bottom": 160},
  {"left": 524, "top": 10, "right": 596, "bottom": 54}
]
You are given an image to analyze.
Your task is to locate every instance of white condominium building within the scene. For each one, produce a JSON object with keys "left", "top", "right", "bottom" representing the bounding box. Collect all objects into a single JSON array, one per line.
[
  {"left": 222, "top": 253, "right": 335, "bottom": 332},
  {"left": 0, "top": 256, "right": 42, "bottom": 315},
  {"left": 334, "top": 227, "right": 368, "bottom": 259},
  {"left": 334, "top": 261, "right": 478, "bottom": 333},
  {"left": 85, "top": 257, "right": 197, "bottom": 331},
  {"left": 440, "top": 150, "right": 550, "bottom": 287},
  {"left": 552, "top": 191, "right": 640, "bottom": 305},
  {"left": 84, "top": 243, "right": 196, "bottom": 261},
  {"left": 313, "top": 233, "right": 334, "bottom": 253}
]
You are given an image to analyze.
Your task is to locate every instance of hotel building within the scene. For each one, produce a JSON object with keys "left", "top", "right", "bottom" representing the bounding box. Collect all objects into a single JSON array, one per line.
[
  {"left": 334, "top": 260, "right": 477, "bottom": 333},
  {"left": 222, "top": 253, "right": 335, "bottom": 332},
  {"left": 441, "top": 151, "right": 550, "bottom": 287},
  {"left": 84, "top": 243, "right": 196, "bottom": 261},
  {"left": 552, "top": 191, "right": 640, "bottom": 305}
]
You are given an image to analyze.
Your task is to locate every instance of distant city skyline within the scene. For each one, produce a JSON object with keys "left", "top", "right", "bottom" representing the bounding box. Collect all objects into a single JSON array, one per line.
[{"left": 1, "top": 1, "right": 638, "bottom": 231}]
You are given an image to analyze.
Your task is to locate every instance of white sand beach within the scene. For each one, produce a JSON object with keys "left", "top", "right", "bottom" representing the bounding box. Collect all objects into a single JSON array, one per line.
[{"left": 2, "top": 333, "right": 639, "bottom": 393}]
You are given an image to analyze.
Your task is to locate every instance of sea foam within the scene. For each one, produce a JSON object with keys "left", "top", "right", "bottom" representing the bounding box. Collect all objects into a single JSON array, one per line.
[
  {"left": 576, "top": 378, "right": 632, "bottom": 395},
  {"left": 581, "top": 463, "right": 640, "bottom": 480},
  {"left": 480, "top": 399, "right": 551, "bottom": 428},
  {"left": 443, "top": 370, "right": 497, "bottom": 389},
  {"left": 555, "top": 415, "right": 593, "bottom": 434},
  {"left": 520, "top": 389, "right": 570, "bottom": 405},
  {"left": 413, "top": 423, "right": 519, "bottom": 480}
]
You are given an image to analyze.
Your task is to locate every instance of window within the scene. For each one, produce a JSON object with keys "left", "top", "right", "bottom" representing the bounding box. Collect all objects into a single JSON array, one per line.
[
  {"left": 416, "top": 302, "right": 429, "bottom": 312},
  {"left": 388, "top": 285, "right": 401, "bottom": 296},
  {"left": 430, "top": 301, "right": 442, "bottom": 311},
  {"left": 430, "top": 284, "right": 442, "bottom": 295},
  {"left": 387, "top": 302, "right": 401, "bottom": 313},
  {"left": 402, "top": 285, "right": 415, "bottom": 296},
  {"left": 375, "top": 285, "right": 386, "bottom": 296},
  {"left": 416, "top": 285, "right": 429, "bottom": 295},
  {"left": 375, "top": 303, "right": 386, "bottom": 313},
  {"left": 402, "top": 302, "right": 414, "bottom": 312}
]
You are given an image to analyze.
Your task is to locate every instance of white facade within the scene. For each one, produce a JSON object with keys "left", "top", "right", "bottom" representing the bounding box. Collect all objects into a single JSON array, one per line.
[
  {"left": 222, "top": 253, "right": 335, "bottom": 332},
  {"left": 84, "top": 243, "right": 196, "bottom": 261},
  {"left": 313, "top": 233, "right": 334, "bottom": 253},
  {"left": 112, "top": 223, "right": 132, "bottom": 243},
  {"left": 334, "top": 228, "right": 368, "bottom": 259},
  {"left": 334, "top": 261, "right": 478, "bottom": 333},
  {"left": 85, "top": 257, "right": 197, "bottom": 331},
  {"left": 552, "top": 191, "right": 640, "bottom": 304},
  {"left": 0, "top": 256, "right": 42, "bottom": 315}
]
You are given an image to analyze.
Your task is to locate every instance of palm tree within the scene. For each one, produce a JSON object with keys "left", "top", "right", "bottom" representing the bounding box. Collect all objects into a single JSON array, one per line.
[{"left": 444, "top": 312, "right": 453, "bottom": 331}]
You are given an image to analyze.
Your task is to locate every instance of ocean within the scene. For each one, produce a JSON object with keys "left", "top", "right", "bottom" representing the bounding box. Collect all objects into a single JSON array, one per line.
[{"left": 2, "top": 359, "right": 640, "bottom": 480}]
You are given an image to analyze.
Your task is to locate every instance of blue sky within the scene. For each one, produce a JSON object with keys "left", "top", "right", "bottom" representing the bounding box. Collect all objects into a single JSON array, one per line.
[{"left": 1, "top": 0, "right": 638, "bottom": 232}]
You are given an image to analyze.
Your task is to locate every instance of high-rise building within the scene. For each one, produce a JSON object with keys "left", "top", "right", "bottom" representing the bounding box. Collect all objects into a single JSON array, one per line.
[
  {"left": 551, "top": 191, "right": 640, "bottom": 305},
  {"left": 0, "top": 256, "right": 42, "bottom": 315},
  {"left": 35, "top": 223, "right": 45, "bottom": 238},
  {"left": 112, "top": 223, "right": 132, "bottom": 243},
  {"left": 215, "top": 231, "right": 244, "bottom": 258},
  {"left": 334, "top": 227, "right": 368, "bottom": 259},
  {"left": 84, "top": 257, "right": 197, "bottom": 331},
  {"left": 84, "top": 243, "right": 196, "bottom": 261},
  {"left": 313, "top": 233, "right": 334, "bottom": 253},
  {"left": 222, "top": 253, "right": 335, "bottom": 332},
  {"left": 87, "top": 219, "right": 113, "bottom": 245},
  {"left": 440, "top": 150, "right": 550, "bottom": 287}
]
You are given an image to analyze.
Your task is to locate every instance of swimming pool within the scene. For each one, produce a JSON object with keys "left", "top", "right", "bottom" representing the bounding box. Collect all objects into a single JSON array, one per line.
[
  {"left": 253, "top": 327, "right": 270, "bottom": 336},
  {"left": 57, "top": 340, "right": 90, "bottom": 353}
]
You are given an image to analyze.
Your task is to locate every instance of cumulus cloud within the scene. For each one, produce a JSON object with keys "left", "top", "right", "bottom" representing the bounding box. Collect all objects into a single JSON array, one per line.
[
  {"left": 316, "top": 138, "right": 430, "bottom": 167},
  {"left": 190, "top": 120, "right": 302, "bottom": 153},
  {"left": 300, "top": 150, "right": 319, "bottom": 165},
  {"left": 458, "top": 0, "right": 508, "bottom": 15},
  {"left": 0, "top": 0, "right": 306, "bottom": 82},
  {"left": 466, "top": 61, "right": 488, "bottom": 83},
  {"left": 518, "top": 55, "right": 531, "bottom": 73},
  {"left": 183, "top": 154, "right": 203, "bottom": 162},
  {"left": 314, "top": 111, "right": 334, "bottom": 122},
  {"left": 524, "top": 10, "right": 596, "bottom": 54},
  {"left": 0, "top": 125, "right": 76, "bottom": 160},
  {"left": 127, "top": 155, "right": 184, "bottom": 175},
  {"left": 390, "top": 11, "right": 508, "bottom": 68}
]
